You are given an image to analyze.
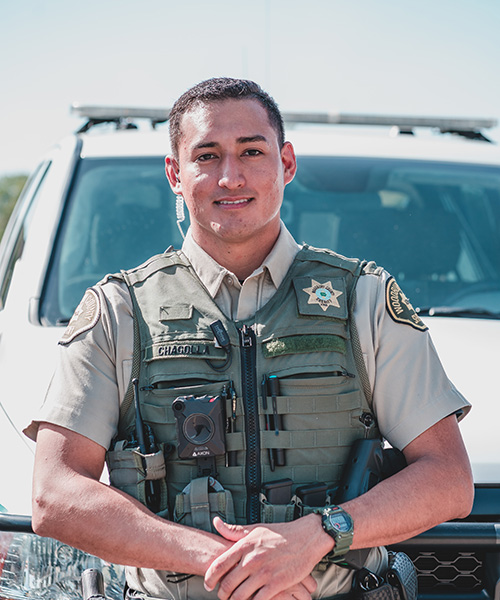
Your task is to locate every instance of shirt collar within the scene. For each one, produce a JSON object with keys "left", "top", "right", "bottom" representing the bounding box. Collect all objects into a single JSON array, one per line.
[
  {"left": 181, "top": 222, "right": 301, "bottom": 298},
  {"left": 258, "top": 223, "right": 301, "bottom": 288}
]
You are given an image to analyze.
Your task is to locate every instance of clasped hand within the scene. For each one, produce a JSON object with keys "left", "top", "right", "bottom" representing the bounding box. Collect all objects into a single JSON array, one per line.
[{"left": 204, "top": 516, "right": 326, "bottom": 600}]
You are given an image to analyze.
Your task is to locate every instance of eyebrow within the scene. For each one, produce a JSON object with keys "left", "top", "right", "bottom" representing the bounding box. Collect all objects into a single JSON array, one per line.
[
  {"left": 237, "top": 135, "right": 268, "bottom": 144},
  {"left": 194, "top": 135, "right": 269, "bottom": 150}
]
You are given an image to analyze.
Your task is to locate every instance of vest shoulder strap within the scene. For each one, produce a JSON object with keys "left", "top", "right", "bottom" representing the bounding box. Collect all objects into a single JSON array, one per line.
[
  {"left": 122, "top": 250, "right": 188, "bottom": 287},
  {"left": 297, "top": 244, "right": 363, "bottom": 274},
  {"left": 348, "top": 260, "right": 376, "bottom": 411},
  {"left": 118, "top": 311, "right": 141, "bottom": 439}
]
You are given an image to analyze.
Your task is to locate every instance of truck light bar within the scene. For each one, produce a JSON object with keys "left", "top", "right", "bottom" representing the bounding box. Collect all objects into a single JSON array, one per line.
[
  {"left": 71, "top": 104, "right": 498, "bottom": 138},
  {"left": 281, "top": 112, "right": 498, "bottom": 131},
  {"left": 71, "top": 104, "right": 171, "bottom": 123}
]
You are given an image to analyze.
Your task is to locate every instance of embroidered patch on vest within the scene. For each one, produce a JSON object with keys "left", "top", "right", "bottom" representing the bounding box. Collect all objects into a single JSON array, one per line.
[
  {"left": 385, "top": 277, "right": 428, "bottom": 331},
  {"left": 146, "top": 341, "right": 224, "bottom": 361},
  {"left": 263, "top": 334, "right": 346, "bottom": 358},
  {"left": 59, "top": 288, "right": 101, "bottom": 345},
  {"left": 293, "top": 277, "right": 347, "bottom": 318}
]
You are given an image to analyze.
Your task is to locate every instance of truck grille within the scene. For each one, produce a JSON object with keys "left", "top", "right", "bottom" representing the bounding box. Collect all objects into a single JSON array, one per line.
[{"left": 408, "top": 550, "right": 483, "bottom": 592}]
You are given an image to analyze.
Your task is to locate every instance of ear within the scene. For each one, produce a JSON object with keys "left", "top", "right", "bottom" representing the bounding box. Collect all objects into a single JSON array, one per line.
[
  {"left": 281, "top": 141, "right": 297, "bottom": 186},
  {"left": 165, "top": 155, "right": 182, "bottom": 194}
]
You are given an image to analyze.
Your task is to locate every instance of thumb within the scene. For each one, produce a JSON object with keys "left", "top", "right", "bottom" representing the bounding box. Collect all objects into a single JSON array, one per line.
[{"left": 212, "top": 516, "right": 249, "bottom": 541}]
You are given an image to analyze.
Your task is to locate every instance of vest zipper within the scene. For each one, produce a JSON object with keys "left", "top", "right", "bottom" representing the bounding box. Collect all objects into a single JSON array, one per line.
[{"left": 239, "top": 324, "right": 261, "bottom": 524}]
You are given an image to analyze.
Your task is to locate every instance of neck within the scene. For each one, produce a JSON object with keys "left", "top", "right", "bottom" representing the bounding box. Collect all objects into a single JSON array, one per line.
[{"left": 192, "top": 228, "right": 280, "bottom": 280}]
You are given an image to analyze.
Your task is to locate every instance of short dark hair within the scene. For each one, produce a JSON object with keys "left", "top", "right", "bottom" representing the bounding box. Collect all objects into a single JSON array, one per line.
[{"left": 169, "top": 77, "right": 285, "bottom": 158}]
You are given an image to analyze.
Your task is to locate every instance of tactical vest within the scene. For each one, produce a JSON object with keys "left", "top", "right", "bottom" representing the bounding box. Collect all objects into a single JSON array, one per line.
[{"left": 106, "top": 245, "right": 380, "bottom": 528}]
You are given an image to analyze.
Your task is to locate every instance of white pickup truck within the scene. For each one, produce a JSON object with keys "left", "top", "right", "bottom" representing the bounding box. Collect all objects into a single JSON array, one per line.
[{"left": 0, "top": 107, "right": 499, "bottom": 600}]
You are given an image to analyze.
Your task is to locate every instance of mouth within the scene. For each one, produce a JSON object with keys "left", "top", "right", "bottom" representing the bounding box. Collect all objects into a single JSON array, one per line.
[{"left": 215, "top": 197, "right": 253, "bottom": 207}]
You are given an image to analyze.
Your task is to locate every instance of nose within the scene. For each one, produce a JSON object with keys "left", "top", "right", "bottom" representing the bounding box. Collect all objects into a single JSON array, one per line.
[{"left": 218, "top": 155, "right": 245, "bottom": 189}]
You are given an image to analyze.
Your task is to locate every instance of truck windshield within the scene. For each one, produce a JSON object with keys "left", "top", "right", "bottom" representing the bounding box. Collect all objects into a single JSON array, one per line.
[{"left": 40, "top": 156, "right": 500, "bottom": 325}]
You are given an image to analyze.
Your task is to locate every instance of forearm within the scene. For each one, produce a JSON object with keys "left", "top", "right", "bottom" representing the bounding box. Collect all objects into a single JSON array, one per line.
[
  {"left": 340, "top": 415, "right": 474, "bottom": 550},
  {"left": 32, "top": 424, "right": 231, "bottom": 575},
  {"left": 32, "top": 472, "right": 231, "bottom": 574},
  {"left": 344, "top": 453, "right": 472, "bottom": 550}
]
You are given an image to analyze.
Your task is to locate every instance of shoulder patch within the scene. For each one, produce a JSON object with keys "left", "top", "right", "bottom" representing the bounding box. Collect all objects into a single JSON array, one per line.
[
  {"left": 385, "top": 277, "right": 428, "bottom": 332},
  {"left": 59, "top": 288, "right": 101, "bottom": 345}
]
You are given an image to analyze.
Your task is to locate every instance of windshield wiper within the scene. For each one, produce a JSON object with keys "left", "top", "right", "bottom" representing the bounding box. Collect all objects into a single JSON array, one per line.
[{"left": 417, "top": 306, "right": 500, "bottom": 319}]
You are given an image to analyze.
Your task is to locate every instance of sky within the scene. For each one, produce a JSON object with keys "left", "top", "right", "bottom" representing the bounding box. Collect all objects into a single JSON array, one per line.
[{"left": 1, "top": 0, "right": 500, "bottom": 177}]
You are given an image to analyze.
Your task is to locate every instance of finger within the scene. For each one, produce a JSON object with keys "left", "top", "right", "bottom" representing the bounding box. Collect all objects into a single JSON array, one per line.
[
  {"left": 291, "top": 587, "right": 312, "bottom": 600},
  {"left": 287, "top": 583, "right": 313, "bottom": 600},
  {"left": 256, "top": 582, "right": 312, "bottom": 600},
  {"left": 282, "top": 586, "right": 311, "bottom": 600},
  {"left": 204, "top": 546, "right": 242, "bottom": 592},
  {"left": 212, "top": 517, "right": 250, "bottom": 542},
  {"left": 300, "top": 575, "right": 317, "bottom": 594},
  {"left": 219, "top": 571, "right": 262, "bottom": 600}
]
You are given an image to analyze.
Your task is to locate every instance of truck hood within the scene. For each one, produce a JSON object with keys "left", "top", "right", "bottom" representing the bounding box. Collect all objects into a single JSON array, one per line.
[{"left": 426, "top": 316, "right": 500, "bottom": 484}]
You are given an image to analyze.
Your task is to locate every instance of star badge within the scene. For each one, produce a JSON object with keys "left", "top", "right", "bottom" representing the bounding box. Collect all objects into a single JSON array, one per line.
[{"left": 302, "top": 279, "right": 343, "bottom": 312}]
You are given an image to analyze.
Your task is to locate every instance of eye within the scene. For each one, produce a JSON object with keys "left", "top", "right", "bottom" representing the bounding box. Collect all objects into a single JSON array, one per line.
[
  {"left": 196, "top": 152, "right": 218, "bottom": 162},
  {"left": 243, "top": 148, "right": 263, "bottom": 157}
]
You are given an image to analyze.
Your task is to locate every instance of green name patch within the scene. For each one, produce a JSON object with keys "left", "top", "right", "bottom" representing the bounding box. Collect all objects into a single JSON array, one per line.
[{"left": 263, "top": 334, "right": 346, "bottom": 358}]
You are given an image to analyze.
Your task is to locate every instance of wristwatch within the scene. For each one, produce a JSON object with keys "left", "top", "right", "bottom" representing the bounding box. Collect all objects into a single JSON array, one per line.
[{"left": 314, "top": 505, "right": 354, "bottom": 560}]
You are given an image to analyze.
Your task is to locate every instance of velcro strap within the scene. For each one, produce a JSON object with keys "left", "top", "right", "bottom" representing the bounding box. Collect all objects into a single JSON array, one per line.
[
  {"left": 135, "top": 449, "right": 167, "bottom": 481},
  {"left": 106, "top": 443, "right": 169, "bottom": 512},
  {"left": 260, "top": 494, "right": 297, "bottom": 523},
  {"left": 189, "top": 476, "right": 211, "bottom": 531}
]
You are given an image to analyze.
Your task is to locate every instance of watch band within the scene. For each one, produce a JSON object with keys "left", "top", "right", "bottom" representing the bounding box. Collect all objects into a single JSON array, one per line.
[{"left": 314, "top": 505, "right": 354, "bottom": 560}]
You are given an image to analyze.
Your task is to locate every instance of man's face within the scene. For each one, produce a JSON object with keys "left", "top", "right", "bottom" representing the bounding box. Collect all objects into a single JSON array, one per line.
[{"left": 165, "top": 98, "right": 296, "bottom": 253}]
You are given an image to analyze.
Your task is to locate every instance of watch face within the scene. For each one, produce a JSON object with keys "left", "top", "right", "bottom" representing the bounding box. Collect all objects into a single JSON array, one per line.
[{"left": 327, "top": 511, "right": 352, "bottom": 533}]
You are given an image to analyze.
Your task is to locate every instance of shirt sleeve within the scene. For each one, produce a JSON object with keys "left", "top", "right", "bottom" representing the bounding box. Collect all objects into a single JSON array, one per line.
[
  {"left": 23, "top": 280, "right": 134, "bottom": 449},
  {"left": 354, "top": 269, "right": 471, "bottom": 450}
]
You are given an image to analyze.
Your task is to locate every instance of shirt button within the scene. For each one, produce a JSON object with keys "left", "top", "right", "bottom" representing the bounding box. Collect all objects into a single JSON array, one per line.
[{"left": 227, "top": 276, "right": 233, "bottom": 285}]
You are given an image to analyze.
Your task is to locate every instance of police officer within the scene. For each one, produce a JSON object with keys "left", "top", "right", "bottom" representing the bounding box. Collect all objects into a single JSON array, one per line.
[{"left": 27, "top": 78, "right": 473, "bottom": 600}]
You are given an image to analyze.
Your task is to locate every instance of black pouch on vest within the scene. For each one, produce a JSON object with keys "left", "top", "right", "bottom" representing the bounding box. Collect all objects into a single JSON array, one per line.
[{"left": 354, "top": 552, "right": 417, "bottom": 600}]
